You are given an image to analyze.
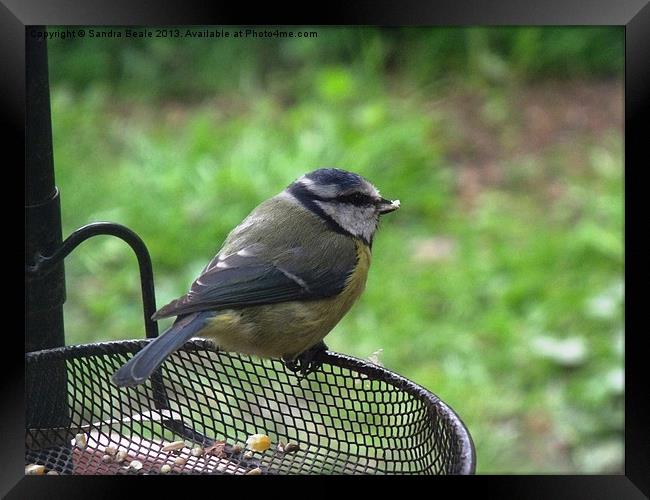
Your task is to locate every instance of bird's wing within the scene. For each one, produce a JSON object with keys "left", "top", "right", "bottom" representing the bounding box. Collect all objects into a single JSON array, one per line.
[{"left": 152, "top": 237, "right": 358, "bottom": 319}]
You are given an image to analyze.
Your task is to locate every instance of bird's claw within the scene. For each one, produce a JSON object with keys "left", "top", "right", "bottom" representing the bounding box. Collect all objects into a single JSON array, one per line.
[{"left": 282, "top": 342, "right": 328, "bottom": 377}]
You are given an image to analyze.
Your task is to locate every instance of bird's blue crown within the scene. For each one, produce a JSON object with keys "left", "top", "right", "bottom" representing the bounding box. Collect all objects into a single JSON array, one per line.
[{"left": 304, "top": 168, "right": 364, "bottom": 190}]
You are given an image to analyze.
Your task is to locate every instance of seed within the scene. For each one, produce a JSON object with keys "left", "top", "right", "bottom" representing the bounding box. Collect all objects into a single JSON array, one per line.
[
  {"left": 129, "top": 460, "right": 143, "bottom": 471},
  {"left": 246, "top": 467, "right": 262, "bottom": 475},
  {"left": 46, "top": 470, "right": 59, "bottom": 475},
  {"left": 231, "top": 444, "right": 243, "bottom": 454},
  {"left": 246, "top": 434, "right": 271, "bottom": 452},
  {"left": 25, "top": 464, "right": 46, "bottom": 475},
  {"left": 74, "top": 433, "right": 87, "bottom": 448},
  {"left": 162, "top": 440, "right": 186, "bottom": 452},
  {"left": 204, "top": 441, "right": 225, "bottom": 456},
  {"left": 104, "top": 445, "right": 117, "bottom": 456},
  {"left": 243, "top": 451, "right": 254, "bottom": 459},
  {"left": 115, "top": 451, "right": 128, "bottom": 463},
  {"left": 174, "top": 456, "right": 187, "bottom": 466},
  {"left": 284, "top": 443, "right": 300, "bottom": 454},
  {"left": 160, "top": 464, "right": 172, "bottom": 474},
  {"left": 101, "top": 454, "right": 113, "bottom": 463},
  {"left": 191, "top": 446, "right": 204, "bottom": 457}
]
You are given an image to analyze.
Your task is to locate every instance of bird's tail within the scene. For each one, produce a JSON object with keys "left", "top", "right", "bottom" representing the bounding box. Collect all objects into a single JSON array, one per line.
[{"left": 112, "top": 312, "right": 209, "bottom": 387}]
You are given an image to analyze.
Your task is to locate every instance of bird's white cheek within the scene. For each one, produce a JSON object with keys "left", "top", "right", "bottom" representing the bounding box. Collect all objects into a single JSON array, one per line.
[{"left": 315, "top": 202, "right": 378, "bottom": 241}]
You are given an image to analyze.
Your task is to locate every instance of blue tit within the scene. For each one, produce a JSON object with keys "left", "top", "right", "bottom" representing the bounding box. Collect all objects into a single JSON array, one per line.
[{"left": 112, "top": 168, "right": 400, "bottom": 387}]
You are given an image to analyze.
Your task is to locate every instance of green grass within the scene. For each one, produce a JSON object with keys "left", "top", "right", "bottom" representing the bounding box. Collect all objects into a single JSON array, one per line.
[{"left": 48, "top": 27, "right": 623, "bottom": 474}]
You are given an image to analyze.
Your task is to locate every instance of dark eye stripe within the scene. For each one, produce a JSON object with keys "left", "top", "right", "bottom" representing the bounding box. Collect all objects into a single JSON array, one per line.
[{"left": 337, "top": 193, "right": 373, "bottom": 206}]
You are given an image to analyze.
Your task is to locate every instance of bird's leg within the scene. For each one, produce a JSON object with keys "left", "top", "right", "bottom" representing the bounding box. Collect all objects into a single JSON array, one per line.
[
  {"left": 282, "top": 341, "right": 328, "bottom": 377},
  {"left": 282, "top": 357, "right": 299, "bottom": 372}
]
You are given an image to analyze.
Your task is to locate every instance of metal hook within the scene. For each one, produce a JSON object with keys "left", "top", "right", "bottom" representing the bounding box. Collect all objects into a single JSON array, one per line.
[{"left": 27, "top": 221, "right": 159, "bottom": 340}]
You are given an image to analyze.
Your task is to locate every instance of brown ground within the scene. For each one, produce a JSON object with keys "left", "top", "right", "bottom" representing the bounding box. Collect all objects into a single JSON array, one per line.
[{"left": 435, "top": 80, "right": 623, "bottom": 207}]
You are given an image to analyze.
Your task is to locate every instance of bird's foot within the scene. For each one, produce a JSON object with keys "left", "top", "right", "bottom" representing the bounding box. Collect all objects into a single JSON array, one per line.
[{"left": 282, "top": 342, "right": 328, "bottom": 377}]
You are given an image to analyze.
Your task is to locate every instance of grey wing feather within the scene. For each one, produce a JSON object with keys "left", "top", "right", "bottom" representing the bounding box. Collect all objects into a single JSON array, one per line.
[{"left": 152, "top": 240, "right": 357, "bottom": 320}]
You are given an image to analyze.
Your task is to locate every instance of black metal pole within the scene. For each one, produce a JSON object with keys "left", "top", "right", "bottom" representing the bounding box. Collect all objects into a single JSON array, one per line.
[
  {"left": 25, "top": 27, "right": 66, "bottom": 353},
  {"left": 25, "top": 27, "right": 71, "bottom": 468}
]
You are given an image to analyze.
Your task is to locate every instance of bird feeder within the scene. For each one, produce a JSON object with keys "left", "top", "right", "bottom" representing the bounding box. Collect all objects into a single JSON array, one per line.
[{"left": 25, "top": 30, "right": 475, "bottom": 475}]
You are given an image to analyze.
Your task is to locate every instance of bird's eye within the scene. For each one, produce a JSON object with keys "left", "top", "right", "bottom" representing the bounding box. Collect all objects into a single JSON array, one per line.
[{"left": 339, "top": 193, "right": 370, "bottom": 205}]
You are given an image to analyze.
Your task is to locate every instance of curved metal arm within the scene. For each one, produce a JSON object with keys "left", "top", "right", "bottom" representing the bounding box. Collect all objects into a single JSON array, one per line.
[{"left": 27, "top": 221, "right": 159, "bottom": 339}]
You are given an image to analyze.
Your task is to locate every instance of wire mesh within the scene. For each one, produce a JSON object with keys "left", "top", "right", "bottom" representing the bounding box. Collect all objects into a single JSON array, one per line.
[{"left": 25, "top": 339, "right": 475, "bottom": 475}]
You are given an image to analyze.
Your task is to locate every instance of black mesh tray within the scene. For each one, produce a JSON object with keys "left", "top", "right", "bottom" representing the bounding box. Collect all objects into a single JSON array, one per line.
[{"left": 25, "top": 339, "right": 475, "bottom": 475}]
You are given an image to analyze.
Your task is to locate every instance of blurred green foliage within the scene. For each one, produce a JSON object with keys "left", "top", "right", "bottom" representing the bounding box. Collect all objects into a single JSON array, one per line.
[
  {"left": 46, "top": 27, "right": 623, "bottom": 474},
  {"left": 48, "top": 27, "right": 623, "bottom": 100}
]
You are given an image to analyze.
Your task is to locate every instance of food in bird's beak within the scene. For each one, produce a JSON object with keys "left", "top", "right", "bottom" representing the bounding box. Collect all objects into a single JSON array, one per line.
[{"left": 378, "top": 198, "right": 401, "bottom": 214}]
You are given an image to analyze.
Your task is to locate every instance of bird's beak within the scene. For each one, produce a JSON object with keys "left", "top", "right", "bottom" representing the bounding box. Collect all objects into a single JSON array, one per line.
[{"left": 376, "top": 197, "right": 401, "bottom": 215}]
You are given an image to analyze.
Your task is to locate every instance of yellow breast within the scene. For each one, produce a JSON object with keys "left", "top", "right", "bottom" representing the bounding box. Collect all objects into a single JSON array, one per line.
[{"left": 338, "top": 238, "right": 372, "bottom": 311}]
